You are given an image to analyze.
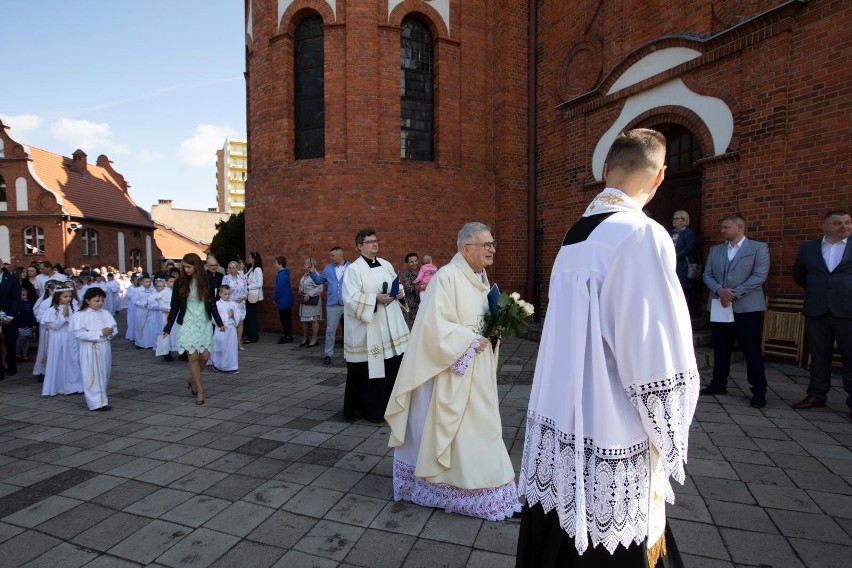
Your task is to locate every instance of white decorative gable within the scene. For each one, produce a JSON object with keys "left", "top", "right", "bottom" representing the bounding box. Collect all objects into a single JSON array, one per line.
[
  {"left": 607, "top": 48, "right": 702, "bottom": 95},
  {"left": 278, "top": 0, "right": 337, "bottom": 32},
  {"left": 389, "top": 0, "right": 450, "bottom": 36},
  {"left": 592, "top": 79, "right": 734, "bottom": 180}
]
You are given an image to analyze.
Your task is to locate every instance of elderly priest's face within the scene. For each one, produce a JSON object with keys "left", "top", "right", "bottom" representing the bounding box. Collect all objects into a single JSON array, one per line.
[{"left": 461, "top": 231, "right": 496, "bottom": 273}]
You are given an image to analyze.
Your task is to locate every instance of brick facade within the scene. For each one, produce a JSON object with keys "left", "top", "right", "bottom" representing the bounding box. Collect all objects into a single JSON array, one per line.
[
  {"left": 245, "top": 0, "right": 529, "bottom": 331},
  {"left": 0, "top": 124, "right": 158, "bottom": 273},
  {"left": 245, "top": 0, "right": 850, "bottom": 330},
  {"left": 534, "top": 0, "right": 851, "bottom": 310}
]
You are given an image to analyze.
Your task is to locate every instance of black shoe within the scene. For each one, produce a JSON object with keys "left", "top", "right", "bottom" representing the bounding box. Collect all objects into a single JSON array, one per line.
[
  {"left": 179, "top": 353, "right": 188, "bottom": 361},
  {"left": 323, "top": 356, "right": 331, "bottom": 365},
  {"left": 164, "top": 354, "right": 174, "bottom": 362},
  {"left": 277, "top": 337, "right": 293, "bottom": 344},
  {"left": 37, "top": 375, "right": 44, "bottom": 383},
  {"left": 749, "top": 396, "right": 766, "bottom": 408},
  {"left": 6, "top": 368, "right": 16, "bottom": 376},
  {"left": 92, "top": 405, "right": 112, "bottom": 411},
  {"left": 699, "top": 385, "right": 728, "bottom": 396},
  {"left": 243, "top": 339, "right": 257, "bottom": 344}
]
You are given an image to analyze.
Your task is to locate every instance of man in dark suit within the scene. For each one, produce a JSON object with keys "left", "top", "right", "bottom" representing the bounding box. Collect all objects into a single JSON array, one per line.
[
  {"left": 0, "top": 263, "right": 22, "bottom": 379},
  {"left": 702, "top": 214, "right": 771, "bottom": 407},
  {"left": 792, "top": 210, "right": 852, "bottom": 418},
  {"left": 205, "top": 255, "right": 224, "bottom": 303}
]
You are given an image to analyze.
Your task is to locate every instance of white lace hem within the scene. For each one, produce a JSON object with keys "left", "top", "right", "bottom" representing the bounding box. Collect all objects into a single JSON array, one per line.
[
  {"left": 624, "top": 368, "right": 699, "bottom": 484},
  {"left": 393, "top": 459, "right": 521, "bottom": 522},
  {"left": 518, "top": 411, "right": 651, "bottom": 555}
]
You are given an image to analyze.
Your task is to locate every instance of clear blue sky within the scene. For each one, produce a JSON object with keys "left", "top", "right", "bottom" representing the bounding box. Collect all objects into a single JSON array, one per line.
[{"left": 1, "top": 1, "right": 246, "bottom": 212}]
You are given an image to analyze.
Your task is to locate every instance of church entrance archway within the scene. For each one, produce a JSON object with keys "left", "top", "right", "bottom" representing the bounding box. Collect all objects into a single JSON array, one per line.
[{"left": 644, "top": 125, "right": 703, "bottom": 242}]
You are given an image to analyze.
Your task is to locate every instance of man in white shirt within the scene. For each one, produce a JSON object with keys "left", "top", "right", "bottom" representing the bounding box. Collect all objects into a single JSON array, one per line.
[
  {"left": 792, "top": 210, "right": 852, "bottom": 417},
  {"left": 701, "top": 214, "right": 770, "bottom": 407},
  {"left": 34, "top": 261, "right": 53, "bottom": 297}
]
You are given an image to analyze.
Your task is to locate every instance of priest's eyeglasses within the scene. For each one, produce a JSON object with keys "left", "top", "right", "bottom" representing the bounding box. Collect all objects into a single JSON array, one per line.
[
  {"left": 464, "top": 241, "right": 497, "bottom": 250},
  {"left": 361, "top": 239, "right": 379, "bottom": 245}
]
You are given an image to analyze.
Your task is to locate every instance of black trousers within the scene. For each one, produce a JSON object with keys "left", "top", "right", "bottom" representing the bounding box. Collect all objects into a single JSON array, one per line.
[
  {"left": 805, "top": 313, "right": 852, "bottom": 407},
  {"left": 516, "top": 503, "right": 683, "bottom": 568},
  {"left": 344, "top": 355, "right": 403, "bottom": 421},
  {"left": 1, "top": 326, "right": 17, "bottom": 376},
  {"left": 711, "top": 310, "right": 766, "bottom": 396},
  {"left": 278, "top": 308, "right": 293, "bottom": 339},
  {"left": 244, "top": 302, "right": 259, "bottom": 341}
]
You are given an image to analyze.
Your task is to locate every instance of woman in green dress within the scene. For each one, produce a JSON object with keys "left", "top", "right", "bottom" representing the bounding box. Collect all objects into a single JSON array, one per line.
[{"left": 163, "top": 253, "right": 224, "bottom": 405}]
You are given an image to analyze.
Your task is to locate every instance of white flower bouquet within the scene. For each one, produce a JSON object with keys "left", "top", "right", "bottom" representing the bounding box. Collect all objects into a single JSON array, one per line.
[{"left": 481, "top": 291, "right": 534, "bottom": 342}]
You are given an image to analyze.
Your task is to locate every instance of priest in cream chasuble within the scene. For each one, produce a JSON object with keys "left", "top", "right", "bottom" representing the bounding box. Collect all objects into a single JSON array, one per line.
[{"left": 386, "top": 222, "right": 521, "bottom": 521}]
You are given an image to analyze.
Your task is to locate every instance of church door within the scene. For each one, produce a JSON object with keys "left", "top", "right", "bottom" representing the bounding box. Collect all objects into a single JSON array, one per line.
[{"left": 644, "top": 126, "right": 703, "bottom": 242}]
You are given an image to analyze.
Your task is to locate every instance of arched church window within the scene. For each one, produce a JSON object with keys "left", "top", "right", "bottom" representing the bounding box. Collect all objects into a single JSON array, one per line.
[
  {"left": 23, "top": 226, "right": 45, "bottom": 256},
  {"left": 294, "top": 15, "right": 325, "bottom": 159},
  {"left": 665, "top": 130, "right": 702, "bottom": 173},
  {"left": 400, "top": 18, "right": 434, "bottom": 161}
]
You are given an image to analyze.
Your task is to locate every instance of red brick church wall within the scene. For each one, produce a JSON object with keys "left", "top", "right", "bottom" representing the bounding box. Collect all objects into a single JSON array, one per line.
[
  {"left": 244, "top": 0, "right": 529, "bottom": 332},
  {"left": 534, "top": 0, "right": 851, "bottom": 310}
]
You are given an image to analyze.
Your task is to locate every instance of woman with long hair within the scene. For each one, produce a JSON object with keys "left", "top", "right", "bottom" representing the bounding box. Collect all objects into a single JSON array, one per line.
[
  {"left": 163, "top": 253, "right": 225, "bottom": 405},
  {"left": 243, "top": 251, "right": 264, "bottom": 344}
]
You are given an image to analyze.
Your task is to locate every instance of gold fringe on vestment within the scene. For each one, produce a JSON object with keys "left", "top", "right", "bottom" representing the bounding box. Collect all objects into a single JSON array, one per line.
[{"left": 646, "top": 532, "right": 667, "bottom": 568}]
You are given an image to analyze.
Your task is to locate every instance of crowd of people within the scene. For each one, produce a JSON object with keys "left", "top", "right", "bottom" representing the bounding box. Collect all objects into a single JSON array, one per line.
[{"left": 0, "top": 127, "right": 848, "bottom": 566}]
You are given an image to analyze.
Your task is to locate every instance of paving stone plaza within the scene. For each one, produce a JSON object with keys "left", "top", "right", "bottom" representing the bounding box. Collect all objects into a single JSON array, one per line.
[{"left": 0, "top": 320, "right": 850, "bottom": 567}]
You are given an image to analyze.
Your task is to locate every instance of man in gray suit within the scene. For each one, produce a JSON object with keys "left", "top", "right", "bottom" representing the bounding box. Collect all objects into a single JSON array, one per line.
[
  {"left": 792, "top": 210, "right": 852, "bottom": 418},
  {"left": 702, "top": 214, "right": 770, "bottom": 407}
]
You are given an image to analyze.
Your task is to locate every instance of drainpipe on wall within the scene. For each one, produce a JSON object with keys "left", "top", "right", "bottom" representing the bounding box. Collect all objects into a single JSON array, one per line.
[
  {"left": 61, "top": 215, "right": 69, "bottom": 270},
  {"left": 526, "top": 0, "right": 538, "bottom": 306}
]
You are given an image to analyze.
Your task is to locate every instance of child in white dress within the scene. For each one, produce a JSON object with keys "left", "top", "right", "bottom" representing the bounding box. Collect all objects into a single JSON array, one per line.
[
  {"left": 210, "top": 285, "right": 242, "bottom": 373},
  {"left": 72, "top": 287, "right": 117, "bottom": 411},
  {"left": 164, "top": 276, "right": 177, "bottom": 360},
  {"left": 146, "top": 279, "right": 169, "bottom": 355},
  {"left": 133, "top": 274, "right": 154, "bottom": 348},
  {"left": 125, "top": 275, "right": 138, "bottom": 341},
  {"left": 103, "top": 273, "right": 120, "bottom": 315},
  {"left": 33, "top": 280, "right": 60, "bottom": 380},
  {"left": 41, "top": 286, "right": 84, "bottom": 396},
  {"left": 118, "top": 273, "right": 131, "bottom": 311}
]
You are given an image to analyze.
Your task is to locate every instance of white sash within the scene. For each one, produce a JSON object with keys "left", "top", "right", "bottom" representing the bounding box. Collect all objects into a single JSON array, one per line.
[{"left": 367, "top": 264, "right": 395, "bottom": 379}]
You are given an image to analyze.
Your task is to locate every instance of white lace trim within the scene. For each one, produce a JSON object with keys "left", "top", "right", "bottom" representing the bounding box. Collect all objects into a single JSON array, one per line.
[
  {"left": 519, "top": 368, "right": 697, "bottom": 555},
  {"left": 393, "top": 459, "right": 521, "bottom": 522},
  {"left": 450, "top": 336, "right": 480, "bottom": 376},
  {"left": 518, "top": 412, "right": 650, "bottom": 554},
  {"left": 624, "top": 369, "right": 699, "bottom": 485}
]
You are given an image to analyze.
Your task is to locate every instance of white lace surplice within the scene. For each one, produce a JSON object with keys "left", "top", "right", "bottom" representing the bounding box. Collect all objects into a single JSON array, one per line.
[{"left": 519, "top": 189, "right": 699, "bottom": 554}]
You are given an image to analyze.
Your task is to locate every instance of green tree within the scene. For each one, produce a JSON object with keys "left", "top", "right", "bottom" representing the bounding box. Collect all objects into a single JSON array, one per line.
[{"left": 210, "top": 211, "right": 245, "bottom": 266}]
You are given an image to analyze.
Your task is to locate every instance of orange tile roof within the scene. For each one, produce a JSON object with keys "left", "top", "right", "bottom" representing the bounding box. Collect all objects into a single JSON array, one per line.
[
  {"left": 153, "top": 222, "right": 208, "bottom": 260},
  {"left": 26, "top": 145, "right": 154, "bottom": 228}
]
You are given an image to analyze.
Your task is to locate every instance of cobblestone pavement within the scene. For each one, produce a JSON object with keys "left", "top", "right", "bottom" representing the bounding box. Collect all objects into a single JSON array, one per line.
[{"left": 0, "top": 321, "right": 850, "bottom": 567}]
